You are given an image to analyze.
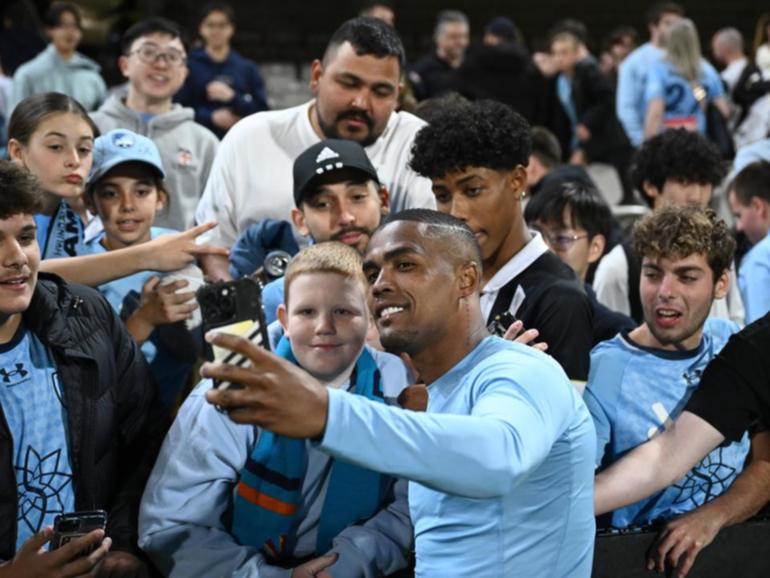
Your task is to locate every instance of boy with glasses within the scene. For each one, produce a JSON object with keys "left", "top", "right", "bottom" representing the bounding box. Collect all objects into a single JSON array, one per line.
[
  {"left": 525, "top": 182, "right": 635, "bottom": 346},
  {"left": 91, "top": 18, "right": 219, "bottom": 232}
]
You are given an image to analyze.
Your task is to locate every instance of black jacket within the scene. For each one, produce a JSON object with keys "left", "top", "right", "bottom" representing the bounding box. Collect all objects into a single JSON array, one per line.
[
  {"left": 562, "top": 59, "right": 631, "bottom": 162},
  {"left": 0, "top": 273, "right": 167, "bottom": 559}
]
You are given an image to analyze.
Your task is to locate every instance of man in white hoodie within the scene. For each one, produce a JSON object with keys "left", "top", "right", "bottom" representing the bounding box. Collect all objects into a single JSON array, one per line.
[{"left": 91, "top": 18, "right": 218, "bottom": 232}]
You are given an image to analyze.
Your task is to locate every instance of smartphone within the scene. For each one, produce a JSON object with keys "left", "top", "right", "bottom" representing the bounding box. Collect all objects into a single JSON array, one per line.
[
  {"left": 196, "top": 277, "right": 270, "bottom": 391},
  {"left": 51, "top": 510, "right": 107, "bottom": 551},
  {"left": 487, "top": 311, "right": 517, "bottom": 337}
]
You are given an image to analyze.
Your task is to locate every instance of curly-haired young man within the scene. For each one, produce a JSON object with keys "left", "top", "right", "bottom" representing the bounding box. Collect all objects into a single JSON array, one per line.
[
  {"left": 409, "top": 99, "right": 594, "bottom": 381},
  {"left": 586, "top": 205, "right": 750, "bottom": 528},
  {"left": 595, "top": 206, "right": 770, "bottom": 577},
  {"left": 592, "top": 129, "right": 743, "bottom": 324}
]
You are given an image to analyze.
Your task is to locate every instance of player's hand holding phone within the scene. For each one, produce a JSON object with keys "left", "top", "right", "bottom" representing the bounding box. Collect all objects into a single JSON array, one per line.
[{"left": 0, "top": 526, "right": 111, "bottom": 578}]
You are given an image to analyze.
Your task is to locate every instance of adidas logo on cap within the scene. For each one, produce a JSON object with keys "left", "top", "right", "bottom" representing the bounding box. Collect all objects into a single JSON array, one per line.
[{"left": 315, "top": 146, "right": 340, "bottom": 164}]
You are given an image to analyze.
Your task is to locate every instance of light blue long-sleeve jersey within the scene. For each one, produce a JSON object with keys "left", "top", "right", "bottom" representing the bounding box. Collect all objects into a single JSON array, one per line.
[
  {"left": 585, "top": 318, "right": 749, "bottom": 527},
  {"left": 738, "top": 230, "right": 770, "bottom": 324},
  {"left": 319, "top": 336, "right": 596, "bottom": 578},
  {"left": 616, "top": 42, "right": 663, "bottom": 146}
]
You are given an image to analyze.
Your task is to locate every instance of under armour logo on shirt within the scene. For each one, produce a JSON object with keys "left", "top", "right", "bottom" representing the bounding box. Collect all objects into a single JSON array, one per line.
[
  {"left": 315, "top": 147, "right": 340, "bottom": 164},
  {"left": 0, "top": 363, "right": 29, "bottom": 384}
]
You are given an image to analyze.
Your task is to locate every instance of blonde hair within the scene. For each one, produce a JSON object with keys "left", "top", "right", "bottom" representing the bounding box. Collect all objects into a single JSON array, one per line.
[
  {"left": 666, "top": 18, "right": 702, "bottom": 82},
  {"left": 284, "top": 242, "right": 368, "bottom": 305}
]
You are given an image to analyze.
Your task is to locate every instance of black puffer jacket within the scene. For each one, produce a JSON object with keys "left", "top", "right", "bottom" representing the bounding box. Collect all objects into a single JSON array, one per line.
[{"left": 0, "top": 273, "right": 167, "bottom": 559}]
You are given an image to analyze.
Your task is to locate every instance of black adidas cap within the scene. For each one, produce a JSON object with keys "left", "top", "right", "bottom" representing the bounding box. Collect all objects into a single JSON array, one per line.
[{"left": 293, "top": 139, "right": 380, "bottom": 207}]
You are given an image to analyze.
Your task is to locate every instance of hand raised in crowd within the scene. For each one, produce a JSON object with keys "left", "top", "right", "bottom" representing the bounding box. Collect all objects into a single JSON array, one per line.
[
  {"left": 290, "top": 553, "right": 338, "bottom": 578},
  {"left": 0, "top": 527, "right": 111, "bottom": 578},
  {"left": 94, "top": 551, "right": 149, "bottom": 578},
  {"left": 575, "top": 123, "right": 592, "bottom": 142},
  {"left": 503, "top": 320, "right": 549, "bottom": 352},
  {"left": 126, "top": 277, "right": 198, "bottom": 345},
  {"left": 647, "top": 506, "right": 725, "bottom": 578},
  {"left": 202, "top": 332, "right": 328, "bottom": 437},
  {"left": 211, "top": 108, "right": 240, "bottom": 130},
  {"left": 206, "top": 80, "right": 236, "bottom": 102},
  {"left": 140, "top": 222, "right": 229, "bottom": 273}
]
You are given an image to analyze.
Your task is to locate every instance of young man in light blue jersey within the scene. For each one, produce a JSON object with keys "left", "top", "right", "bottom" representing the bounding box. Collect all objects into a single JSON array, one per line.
[
  {"left": 139, "top": 242, "right": 413, "bottom": 578},
  {"left": 616, "top": 2, "right": 683, "bottom": 146},
  {"left": 728, "top": 161, "right": 770, "bottom": 323},
  {"left": 586, "top": 205, "right": 750, "bottom": 530},
  {"left": 204, "top": 209, "right": 597, "bottom": 577}
]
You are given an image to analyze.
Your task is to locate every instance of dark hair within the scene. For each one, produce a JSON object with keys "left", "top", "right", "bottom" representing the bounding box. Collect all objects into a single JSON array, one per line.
[
  {"left": 199, "top": 2, "right": 234, "bottom": 24},
  {"left": 121, "top": 17, "right": 188, "bottom": 54},
  {"left": 633, "top": 205, "right": 735, "bottom": 280},
  {"left": 360, "top": 0, "right": 394, "bottom": 12},
  {"left": 323, "top": 16, "right": 405, "bottom": 70},
  {"left": 549, "top": 19, "right": 588, "bottom": 45},
  {"left": 530, "top": 126, "right": 562, "bottom": 167},
  {"left": 630, "top": 129, "right": 726, "bottom": 207},
  {"left": 8, "top": 92, "right": 99, "bottom": 146},
  {"left": 729, "top": 161, "right": 770, "bottom": 205},
  {"left": 87, "top": 170, "right": 171, "bottom": 216},
  {"left": 646, "top": 2, "right": 685, "bottom": 26},
  {"left": 0, "top": 160, "right": 44, "bottom": 219},
  {"left": 413, "top": 92, "right": 469, "bottom": 124},
  {"left": 44, "top": 2, "right": 81, "bottom": 29},
  {"left": 524, "top": 181, "right": 613, "bottom": 241},
  {"left": 410, "top": 100, "right": 531, "bottom": 179},
  {"left": 605, "top": 26, "right": 638, "bottom": 50},
  {"left": 382, "top": 208, "right": 482, "bottom": 265}
]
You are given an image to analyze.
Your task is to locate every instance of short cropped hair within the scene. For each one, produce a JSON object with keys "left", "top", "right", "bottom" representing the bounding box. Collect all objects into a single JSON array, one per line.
[
  {"left": 121, "top": 18, "right": 188, "bottom": 54},
  {"left": 646, "top": 2, "right": 685, "bottom": 26},
  {"left": 284, "top": 242, "right": 367, "bottom": 306},
  {"left": 44, "top": 2, "right": 82, "bottom": 29},
  {"left": 435, "top": 10, "right": 469, "bottom": 38},
  {"left": 531, "top": 126, "right": 563, "bottom": 168},
  {"left": 323, "top": 16, "right": 405, "bottom": 70},
  {"left": 633, "top": 205, "right": 735, "bottom": 280},
  {"left": 524, "top": 181, "right": 613, "bottom": 241},
  {"left": 382, "top": 208, "right": 482, "bottom": 267},
  {"left": 0, "top": 161, "right": 44, "bottom": 220},
  {"left": 631, "top": 129, "right": 726, "bottom": 207},
  {"left": 410, "top": 100, "right": 531, "bottom": 179},
  {"left": 729, "top": 161, "right": 770, "bottom": 205}
]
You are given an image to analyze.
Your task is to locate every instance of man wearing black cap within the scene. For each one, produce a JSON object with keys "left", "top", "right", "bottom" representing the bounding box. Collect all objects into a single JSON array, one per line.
[{"left": 258, "top": 138, "right": 389, "bottom": 323}]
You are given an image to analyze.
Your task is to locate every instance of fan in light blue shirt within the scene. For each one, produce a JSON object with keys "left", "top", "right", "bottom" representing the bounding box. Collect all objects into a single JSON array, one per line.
[
  {"left": 585, "top": 318, "right": 749, "bottom": 527},
  {"left": 0, "top": 324, "right": 75, "bottom": 550}
]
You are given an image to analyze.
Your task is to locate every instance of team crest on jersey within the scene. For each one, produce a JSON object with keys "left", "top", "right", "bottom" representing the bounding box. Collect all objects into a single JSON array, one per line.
[
  {"left": 178, "top": 148, "right": 193, "bottom": 166},
  {"left": 0, "top": 363, "right": 29, "bottom": 386}
]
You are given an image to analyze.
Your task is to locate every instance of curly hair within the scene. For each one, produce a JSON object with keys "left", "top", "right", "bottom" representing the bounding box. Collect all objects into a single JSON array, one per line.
[
  {"left": 633, "top": 205, "right": 735, "bottom": 280},
  {"left": 409, "top": 100, "right": 531, "bottom": 180},
  {"left": 631, "top": 129, "right": 726, "bottom": 207},
  {"left": 0, "top": 161, "right": 43, "bottom": 220}
]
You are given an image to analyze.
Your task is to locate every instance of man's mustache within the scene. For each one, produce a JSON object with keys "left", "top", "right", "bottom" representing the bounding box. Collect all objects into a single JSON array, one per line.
[{"left": 337, "top": 110, "right": 374, "bottom": 128}]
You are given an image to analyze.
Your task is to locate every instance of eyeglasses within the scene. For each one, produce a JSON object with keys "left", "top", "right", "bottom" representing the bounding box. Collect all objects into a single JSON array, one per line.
[
  {"left": 542, "top": 232, "right": 588, "bottom": 251},
  {"left": 129, "top": 44, "right": 186, "bottom": 67}
]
